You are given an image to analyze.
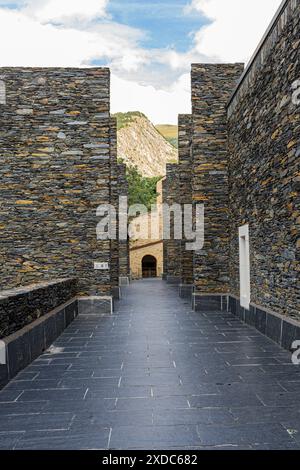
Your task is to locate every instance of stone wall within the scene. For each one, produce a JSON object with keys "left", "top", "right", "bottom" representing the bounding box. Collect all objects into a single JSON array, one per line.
[
  {"left": 178, "top": 114, "right": 193, "bottom": 287},
  {"left": 0, "top": 67, "right": 116, "bottom": 296},
  {"left": 162, "top": 177, "right": 168, "bottom": 279},
  {"left": 227, "top": 0, "right": 300, "bottom": 320},
  {"left": 191, "top": 64, "right": 244, "bottom": 295},
  {"left": 0, "top": 278, "right": 77, "bottom": 339},
  {"left": 0, "top": 278, "right": 78, "bottom": 388},
  {"left": 109, "top": 117, "right": 120, "bottom": 295},
  {"left": 163, "top": 163, "right": 181, "bottom": 283},
  {"left": 118, "top": 163, "right": 130, "bottom": 280}
]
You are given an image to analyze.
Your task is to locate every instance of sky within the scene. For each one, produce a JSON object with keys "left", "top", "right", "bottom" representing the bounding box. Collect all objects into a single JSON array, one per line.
[{"left": 0, "top": 0, "right": 283, "bottom": 123}]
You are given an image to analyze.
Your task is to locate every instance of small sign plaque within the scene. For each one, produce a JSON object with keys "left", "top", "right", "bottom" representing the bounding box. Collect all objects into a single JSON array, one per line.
[{"left": 94, "top": 262, "right": 109, "bottom": 270}]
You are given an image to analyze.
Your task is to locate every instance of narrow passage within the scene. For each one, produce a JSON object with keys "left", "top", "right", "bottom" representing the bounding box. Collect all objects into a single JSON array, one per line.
[{"left": 0, "top": 279, "right": 299, "bottom": 450}]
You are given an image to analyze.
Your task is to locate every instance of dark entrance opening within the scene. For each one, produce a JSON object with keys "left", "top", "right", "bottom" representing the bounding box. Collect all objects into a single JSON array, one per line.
[{"left": 142, "top": 255, "right": 157, "bottom": 278}]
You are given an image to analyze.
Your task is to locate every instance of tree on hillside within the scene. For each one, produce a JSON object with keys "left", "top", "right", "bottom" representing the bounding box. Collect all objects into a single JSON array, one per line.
[{"left": 125, "top": 165, "right": 162, "bottom": 210}]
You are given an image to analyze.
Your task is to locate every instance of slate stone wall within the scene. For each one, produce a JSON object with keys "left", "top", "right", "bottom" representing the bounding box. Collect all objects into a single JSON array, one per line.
[
  {"left": 0, "top": 278, "right": 77, "bottom": 339},
  {"left": 0, "top": 68, "right": 114, "bottom": 296},
  {"left": 178, "top": 114, "right": 193, "bottom": 285},
  {"left": 191, "top": 64, "right": 244, "bottom": 295},
  {"left": 109, "top": 118, "right": 120, "bottom": 290},
  {"left": 163, "top": 163, "right": 181, "bottom": 283},
  {"left": 162, "top": 177, "right": 168, "bottom": 279},
  {"left": 118, "top": 163, "right": 130, "bottom": 279},
  {"left": 227, "top": 0, "right": 300, "bottom": 320}
]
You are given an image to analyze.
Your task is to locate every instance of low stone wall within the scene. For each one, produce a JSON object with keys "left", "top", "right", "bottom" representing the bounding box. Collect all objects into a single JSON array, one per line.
[
  {"left": 0, "top": 296, "right": 78, "bottom": 389},
  {"left": 0, "top": 278, "right": 77, "bottom": 339},
  {"left": 192, "top": 291, "right": 300, "bottom": 353},
  {"left": 228, "top": 295, "right": 300, "bottom": 352}
]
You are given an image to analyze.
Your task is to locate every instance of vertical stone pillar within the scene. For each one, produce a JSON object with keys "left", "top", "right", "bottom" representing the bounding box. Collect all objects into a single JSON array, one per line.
[
  {"left": 0, "top": 68, "right": 113, "bottom": 297},
  {"left": 191, "top": 64, "right": 243, "bottom": 310},
  {"left": 109, "top": 118, "right": 121, "bottom": 299},
  {"left": 162, "top": 177, "right": 168, "bottom": 280},
  {"left": 164, "top": 163, "right": 181, "bottom": 284},
  {"left": 118, "top": 163, "right": 130, "bottom": 285},
  {"left": 178, "top": 114, "right": 194, "bottom": 298}
]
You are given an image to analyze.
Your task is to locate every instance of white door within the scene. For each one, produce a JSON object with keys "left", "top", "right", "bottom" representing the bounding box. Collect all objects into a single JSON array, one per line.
[{"left": 239, "top": 224, "right": 250, "bottom": 310}]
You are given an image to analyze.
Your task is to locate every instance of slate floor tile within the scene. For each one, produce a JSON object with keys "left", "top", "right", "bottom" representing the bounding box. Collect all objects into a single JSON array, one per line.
[
  {"left": 0, "top": 389, "right": 23, "bottom": 402},
  {"left": 115, "top": 396, "right": 189, "bottom": 411},
  {"left": 17, "top": 388, "right": 87, "bottom": 402},
  {"left": 279, "top": 380, "right": 300, "bottom": 392},
  {"left": 196, "top": 423, "right": 295, "bottom": 446},
  {"left": 153, "top": 408, "right": 235, "bottom": 426},
  {"left": 15, "top": 429, "right": 110, "bottom": 450},
  {"left": 4, "top": 379, "right": 62, "bottom": 391},
  {"left": 0, "top": 412, "right": 74, "bottom": 432},
  {"left": 57, "top": 395, "right": 116, "bottom": 410},
  {"left": 70, "top": 410, "right": 153, "bottom": 429},
  {"left": 14, "top": 371, "right": 39, "bottom": 381},
  {"left": 256, "top": 391, "right": 300, "bottom": 407},
  {"left": 86, "top": 386, "right": 151, "bottom": 399},
  {"left": 0, "top": 434, "right": 22, "bottom": 450},
  {"left": 0, "top": 401, "right": 48, "bottom": 416},
  {"left": 58, "top": 377, "right": 120, "bottom": 390},
  {"left": 109, "top": 425, "right": 200, "bottom": 449},
  {"left": 152, "top": 383, "right": 220, "bottom": 397},
  {"left": 189, "top": 391, "right": 264, "bottom": 408},
  {"left": 231, "top": 406, "right": 300, "bottom": 425}
]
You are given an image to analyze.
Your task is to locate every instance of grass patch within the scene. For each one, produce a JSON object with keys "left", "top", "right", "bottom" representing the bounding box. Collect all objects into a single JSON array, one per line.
[
  {"left": 113, "top": 112, "right": 146, "bottom": 131},
  {"left": 156, "top": 124, "right": 178, "bottom": 148}
]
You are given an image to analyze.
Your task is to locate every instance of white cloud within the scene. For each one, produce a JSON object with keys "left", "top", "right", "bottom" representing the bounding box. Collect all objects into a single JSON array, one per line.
[
  {"left": 187, "top": 0, "right": 283, "bottom": 63},
  {"left": 0, "top": 0, "right": 286, "bottom": 123},
  {"left": 0, "top": 7, "right": 143, "bottom": 68},
  {"left": 111, "top": 73, "right": 191, "bottom": 125},
  {"left": 25, "top": 0, "right": 109, "bottom": 24}
]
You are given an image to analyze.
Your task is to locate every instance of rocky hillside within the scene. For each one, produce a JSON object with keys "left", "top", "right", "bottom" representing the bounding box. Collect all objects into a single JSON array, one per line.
[{"left": 113, "top": 112, "right": 178, "bottom": 177}]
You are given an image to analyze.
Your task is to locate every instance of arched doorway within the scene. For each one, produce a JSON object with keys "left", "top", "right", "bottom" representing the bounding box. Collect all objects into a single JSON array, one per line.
[{"left": 142, "top": 255, "right": 157, "bottom": 278}]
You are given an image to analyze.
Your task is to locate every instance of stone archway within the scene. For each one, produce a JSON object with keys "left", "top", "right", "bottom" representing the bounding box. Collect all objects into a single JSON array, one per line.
[{"left": 142, "top": 255, "right": 157, "bottom": 278}]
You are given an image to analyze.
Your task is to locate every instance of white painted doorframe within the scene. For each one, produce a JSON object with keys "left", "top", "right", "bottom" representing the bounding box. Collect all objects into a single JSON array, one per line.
[{"left": 239, "top": 224, "right": 251, "bottom": 310}]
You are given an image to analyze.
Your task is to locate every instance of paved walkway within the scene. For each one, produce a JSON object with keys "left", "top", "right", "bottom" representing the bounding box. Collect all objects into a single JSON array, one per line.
[{"left": 0, "top": 279, "right": 300, "bottom": 450}]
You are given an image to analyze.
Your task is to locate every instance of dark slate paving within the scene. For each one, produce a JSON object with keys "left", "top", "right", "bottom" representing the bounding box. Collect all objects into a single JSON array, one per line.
[{"left": 0, "top": 279, "right": 299, "bottom": 450}]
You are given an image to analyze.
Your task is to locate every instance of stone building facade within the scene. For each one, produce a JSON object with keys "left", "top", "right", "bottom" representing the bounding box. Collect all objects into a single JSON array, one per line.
[
  {"left": 166, "top": 0, "right": 299, "bottom": 351},
  {"left": 130, "top": 179, "right": 163, "bottom": 279},
  {"left": 0, "top": 68, "right": 128, "bottom": 298}
]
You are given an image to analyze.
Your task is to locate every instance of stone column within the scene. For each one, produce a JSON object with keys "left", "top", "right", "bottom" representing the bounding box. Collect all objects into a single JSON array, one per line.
[
  {"left": 178, "top": 114, "right": 194, "bottom": 298},
  {"left": 164, "top": 163, "right": 181, "bottom": 285},
  {"left": 162, "top": 177, "right": 168, "bottom": 280},
  {"left": 0, "top": 67, "right": 113, "bottom": 298},
  {"left": 118, "top": 163, "right": 130, "bottom": 286},
  {"left": 191, "top": 64, "right": 244, "bottom": 310},
  {"left": 109, "top": 118, "right": 121, "bottom": 299}
]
